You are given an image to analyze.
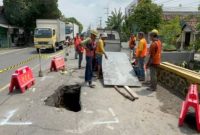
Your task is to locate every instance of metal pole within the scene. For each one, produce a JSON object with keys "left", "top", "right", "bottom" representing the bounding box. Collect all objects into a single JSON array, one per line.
[{"left": 38, "top": 49, "right": 44, "bottom": 77}]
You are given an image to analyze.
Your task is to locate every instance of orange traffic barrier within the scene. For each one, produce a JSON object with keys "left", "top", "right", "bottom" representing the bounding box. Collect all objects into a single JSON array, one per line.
[
  {"left": 50, "top": 56, "right": 65, "bottom": 72},
  {"left": 9, "top": 66, "right": 35, "bottom": 93},
  {"left": 179, "top": 84, "right": 200, "bottom": 132}
]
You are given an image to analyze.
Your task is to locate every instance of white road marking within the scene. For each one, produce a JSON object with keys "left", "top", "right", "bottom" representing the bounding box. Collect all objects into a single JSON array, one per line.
[
  {"left": 83, "top": 108, "right": 93, "bottom": 114},
  {"left": 0, "top": 109, "right": 32, "bottom": 126},
  {"left": 0, "top": 48, "right": 28, "bottom": 56},
  {"left": 93, "top": 108, "right": 119, "bottom": 125},
  {"left": 108, "top": 108, "right": 116, "bottom": 117},
  {"left": 0, "top": 83, "right": 10, "bottom": 92},
  {"left": 93, "top": 118, "right": 119, "bottom": 125}
]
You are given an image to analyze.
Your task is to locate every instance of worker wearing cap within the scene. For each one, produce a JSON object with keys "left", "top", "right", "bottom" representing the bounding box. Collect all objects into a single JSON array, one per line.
[
  {"left": 136, "top": 32, "right": 147, "bottom": 81},
  {"left": 96, "top": 33, "right": 108, "bottom": 79},
  {"left": 81, "top": 30, "right": 98, "bottom": 88},
  {"left": 146, "top": 30, "right": 162, "bottom": 91}
]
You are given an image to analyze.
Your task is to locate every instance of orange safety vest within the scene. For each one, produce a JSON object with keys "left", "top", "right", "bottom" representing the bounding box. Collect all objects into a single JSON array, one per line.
[
  {"left": 150, "top": 40, "right": 162, "bottom": 65},
  {"left": 129, "top": 36, "right": 136, "bottom": 49},
  {"left": 136, "top": 38, "right": 147, "bottom": 58}
]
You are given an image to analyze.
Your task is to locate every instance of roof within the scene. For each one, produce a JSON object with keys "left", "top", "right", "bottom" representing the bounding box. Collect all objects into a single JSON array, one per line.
[{"left": 163, "top": 6, "right": 199, "bottom": 13}]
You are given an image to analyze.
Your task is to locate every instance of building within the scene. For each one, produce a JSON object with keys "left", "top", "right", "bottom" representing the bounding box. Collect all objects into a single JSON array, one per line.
[
  {"left": 163, "top": 6, "right": 200, "bottom": 49},
  {"left": 0, "top": 6, "right": 24, "bottom": 48}
]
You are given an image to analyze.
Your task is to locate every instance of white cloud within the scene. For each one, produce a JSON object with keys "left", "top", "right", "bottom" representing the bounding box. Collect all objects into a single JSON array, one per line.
[{"left": 58, "top": 0, "right": 133, "bottom": 31}]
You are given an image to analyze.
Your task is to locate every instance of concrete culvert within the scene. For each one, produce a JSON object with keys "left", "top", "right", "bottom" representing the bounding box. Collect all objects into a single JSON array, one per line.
[{"left": 45, "top": 84, "right": 81, "bottom": 112}]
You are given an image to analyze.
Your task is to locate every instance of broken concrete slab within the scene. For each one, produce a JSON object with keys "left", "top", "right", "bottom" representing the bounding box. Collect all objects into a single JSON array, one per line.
[{"left": 102, "top": 52, "right": 141, "bottom": 87}]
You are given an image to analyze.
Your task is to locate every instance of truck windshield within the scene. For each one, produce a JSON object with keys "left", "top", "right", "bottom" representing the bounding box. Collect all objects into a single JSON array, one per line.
[
  {"left": 65, "top": 26, "right": 73, "bottom": 34},
  {"left": 34, "top": 28, "right": 52, "bottom": 38}
]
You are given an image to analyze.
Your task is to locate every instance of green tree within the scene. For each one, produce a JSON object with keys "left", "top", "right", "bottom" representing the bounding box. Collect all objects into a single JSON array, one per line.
[
  {"left": 3, "top": 0, "right": 61, "bottom": 30},
  {"left": 3, "top": 0, "right": 29, "bottom": 27},
  {"left": 106, "top": 8, "right": 124, "bottom": 33},
  {"left": 62, "top": 17, "right": 83, "bottom": 33},
  {"left": 159, "top": 16, "right": 181, "bottom": 46},
  {"left": 130, "top": 0, "right": 163, "bottom": 33}
]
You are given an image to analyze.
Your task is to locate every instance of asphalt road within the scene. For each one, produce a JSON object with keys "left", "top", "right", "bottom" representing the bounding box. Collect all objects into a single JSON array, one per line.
[{"left": 0, "top": 47, "right": 66, "bottom": 92}]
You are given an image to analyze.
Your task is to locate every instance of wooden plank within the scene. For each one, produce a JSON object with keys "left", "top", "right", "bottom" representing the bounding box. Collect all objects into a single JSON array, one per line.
[
  {"left": 124, "top": 86, "right": 139, "bottom": 99},
  {"left": 114, "top": 86, "right": 134, "bottom": 101}
]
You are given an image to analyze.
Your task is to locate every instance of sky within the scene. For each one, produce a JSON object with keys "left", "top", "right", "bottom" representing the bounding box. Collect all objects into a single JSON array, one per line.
[{"left": 0, "top": 0, "right": 199, "bottom": 31}]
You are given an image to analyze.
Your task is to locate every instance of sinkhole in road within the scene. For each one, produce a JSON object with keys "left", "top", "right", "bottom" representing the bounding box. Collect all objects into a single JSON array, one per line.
[{"left": 45, "top": 84, "right": 81, "bottom": 112}]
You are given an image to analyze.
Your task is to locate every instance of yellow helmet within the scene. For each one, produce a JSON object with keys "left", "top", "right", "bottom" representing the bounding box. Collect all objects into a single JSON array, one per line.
[
  {"left": 90, "top": 29, "right": 98, "bottom": 37},
  {"left": 151, "top": 29, "right": 159, "bottom": 35}
]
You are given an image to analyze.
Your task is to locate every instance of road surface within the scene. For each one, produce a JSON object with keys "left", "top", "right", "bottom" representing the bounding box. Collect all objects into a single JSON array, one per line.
[{"left": 0, "top": 47, "right": 198, "bottom": 135}]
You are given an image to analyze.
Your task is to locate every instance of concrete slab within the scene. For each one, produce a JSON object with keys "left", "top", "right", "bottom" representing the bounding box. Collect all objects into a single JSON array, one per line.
[{"left": 102, "top": 52, "right": 141, "bottom": 87}]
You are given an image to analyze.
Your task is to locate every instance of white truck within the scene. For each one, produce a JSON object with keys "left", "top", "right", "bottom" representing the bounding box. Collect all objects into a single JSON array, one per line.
[
  {"left": 65, "top": 23, "right": 79, "bottom": 40},
  {"left": 34, "top": 19, "right": 65, "bottom": 53}
]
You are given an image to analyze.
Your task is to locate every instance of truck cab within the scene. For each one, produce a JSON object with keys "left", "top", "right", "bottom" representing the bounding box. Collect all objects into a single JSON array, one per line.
[
  {"left": 34, "top": 19, "right": 65, "bottom": 53},
  {"left": 34, "top": 28, "right": 57, "bottom": 53}
]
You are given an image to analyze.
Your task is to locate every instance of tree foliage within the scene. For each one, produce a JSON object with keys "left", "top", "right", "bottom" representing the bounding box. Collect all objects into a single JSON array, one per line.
[
  {"left": 159, "top": 16, "right": 181, "bottom": 45},
  {"left": 3, "top": 0, "right": 61, "bottom": 31},
  {"left": 106, "top": 8, "right": 124, "bottom": 33},
  {"left": 130, "top": 0, "right": 163, "bottom": 33},
  {"left": 62, "top": 17, "right": 83, "bottom": 33}
]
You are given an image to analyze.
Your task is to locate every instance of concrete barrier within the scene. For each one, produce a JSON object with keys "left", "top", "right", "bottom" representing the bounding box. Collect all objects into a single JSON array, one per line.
[{"left": 162, "top": 51, "right": 194, "bottom": 65}]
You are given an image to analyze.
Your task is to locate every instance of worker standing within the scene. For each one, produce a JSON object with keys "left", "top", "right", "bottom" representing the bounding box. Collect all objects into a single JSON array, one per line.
[
  {"left": 96, "top": 33, "right": 108, "bottom": 79},
  {"left": 76, "top": 34, "right": 85, "bottom": 69},
  {"left": 129, "top": 33, "right": 136, "bottom": 60},
  {"left": 74, "top": 33, "right": 80, "bottom": 59},
  {"left": 81, "top": 30, "right": 98, "bottom": 88},
  {"left": 146, "top": 30, "right": 162, "bottom": 91},
  {"left": 136, "top": 32, "right": 147, "bottom": 81}
]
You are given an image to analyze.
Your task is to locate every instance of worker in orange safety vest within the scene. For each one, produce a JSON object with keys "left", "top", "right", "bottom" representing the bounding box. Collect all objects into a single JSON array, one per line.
[{"left": 146, "top": 30, "right": 162, "bottom": 91}]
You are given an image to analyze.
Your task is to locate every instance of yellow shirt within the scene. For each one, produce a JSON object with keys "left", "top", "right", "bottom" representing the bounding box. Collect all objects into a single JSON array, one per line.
[
  {"left": 136, "top": 38, "right": 147, "bottom": 57},
  {"left": 96, "top": 39, "right": 105, "bottom": 55}
]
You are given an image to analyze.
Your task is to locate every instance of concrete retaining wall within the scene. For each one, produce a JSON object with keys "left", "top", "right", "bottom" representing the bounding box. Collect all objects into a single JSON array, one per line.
[
  {"left": 162, "top": 51, "right": 194, "bottom": 65},
  {"left": 157, "top": 68, "right": 190, "bottom": 96}
]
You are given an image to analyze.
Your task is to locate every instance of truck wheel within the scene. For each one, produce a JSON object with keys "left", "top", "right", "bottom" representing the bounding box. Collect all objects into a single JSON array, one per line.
[{"left": 36, "top": 48, "right": 40, "bottom": 53}]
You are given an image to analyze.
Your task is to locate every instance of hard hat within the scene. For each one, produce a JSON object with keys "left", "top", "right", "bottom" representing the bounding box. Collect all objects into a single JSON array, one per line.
[
  {"left": 90, "top": 29, "right": 98, "bottom": 37},
  {"left": 151, "top": 29, "right": 159, "bottom": 35},
  {"left": 101, "top": 32, "right": 108, "bottom": 38}
]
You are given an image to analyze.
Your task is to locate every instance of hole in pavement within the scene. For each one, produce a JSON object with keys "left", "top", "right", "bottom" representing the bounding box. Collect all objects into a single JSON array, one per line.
[{"left": 45, "top": 84, "right": 81, "bottom": 112}]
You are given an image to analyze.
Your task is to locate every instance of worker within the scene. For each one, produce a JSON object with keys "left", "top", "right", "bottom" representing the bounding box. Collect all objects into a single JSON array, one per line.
[
  {"left": 74, "top": 33, "right": 80, "bottom": 59},
  {"left": 151, "top": 29, "right": 162, "bottom": 49},
  {"left": 96, "top": 32, "right": 108, "bottom": 79},
  {"left": 81, "top": 30, "right": 98, "bottom": 88},
  {"left": 76, "top": 34, "right": 85, "bottom": 69},
  {"left": 135, "top": 32, "right": 147, "bottom": 81},
  {"left": 129, "top": 33, "right": 136, "bottom": 60},
  {"left": 146, "top": 31, "right": 162, "bottom": 91}
]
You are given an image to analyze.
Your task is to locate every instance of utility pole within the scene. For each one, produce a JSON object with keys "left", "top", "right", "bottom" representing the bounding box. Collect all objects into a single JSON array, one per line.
[
  {"left": 104, "top": 6, "right": 109, "bottom": 20},
  {"left": 99, "top": 17, "right": 102, "bottom": 28}
]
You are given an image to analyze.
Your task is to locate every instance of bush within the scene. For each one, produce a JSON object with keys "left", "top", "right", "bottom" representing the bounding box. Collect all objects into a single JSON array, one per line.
[
  {"left": 163, "top": 43, "right": 177, "bottom": 51},
  {"left": 190, "top": 39, "right": 200, "bottom": 52}
]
